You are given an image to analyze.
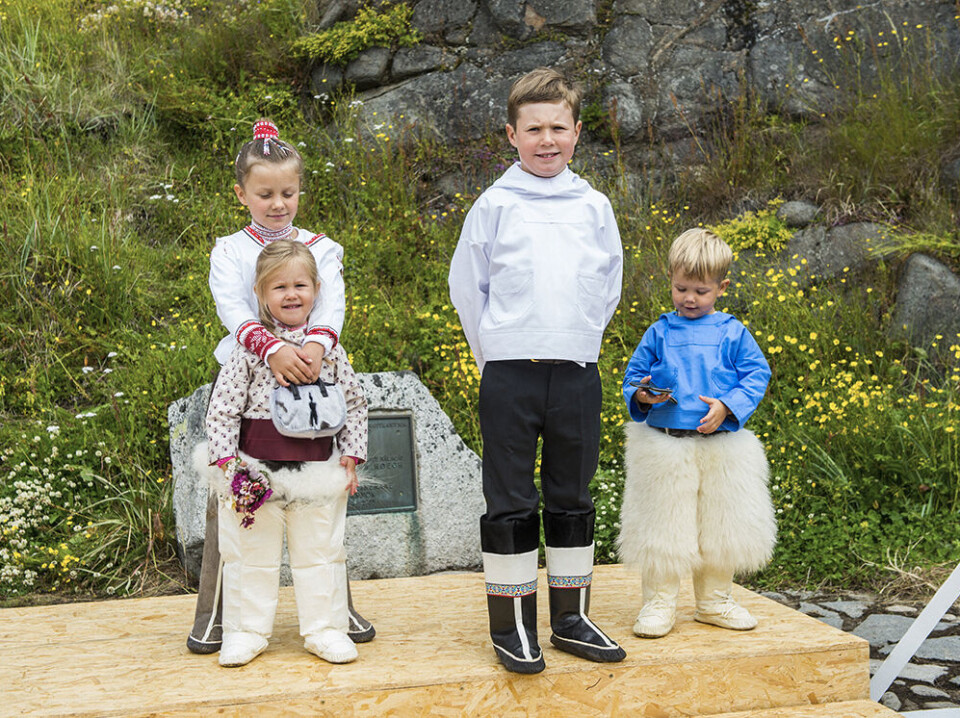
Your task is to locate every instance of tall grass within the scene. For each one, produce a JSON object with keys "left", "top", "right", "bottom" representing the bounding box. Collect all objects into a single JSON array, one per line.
[{"left": 1, "top": 0, "right": 960, "bottom": 600}]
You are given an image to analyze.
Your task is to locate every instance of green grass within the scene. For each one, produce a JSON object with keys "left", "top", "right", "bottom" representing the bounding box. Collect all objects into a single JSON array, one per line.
[{"left": 2, "top": 0, "right": 960, "bottom": 601}]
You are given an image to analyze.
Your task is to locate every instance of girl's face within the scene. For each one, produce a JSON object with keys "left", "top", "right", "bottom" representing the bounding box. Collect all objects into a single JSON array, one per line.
[
  {"left": 259, "top": 262, "right": 318, "bottom": 328},
  {"left": 234, "top": 160, "right": 301, "bottom": 231}
]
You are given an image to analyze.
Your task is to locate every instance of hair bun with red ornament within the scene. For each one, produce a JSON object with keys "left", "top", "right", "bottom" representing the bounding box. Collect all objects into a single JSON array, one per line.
[{"left": 252, "top": 119, "right": 280, "bottom": 141}]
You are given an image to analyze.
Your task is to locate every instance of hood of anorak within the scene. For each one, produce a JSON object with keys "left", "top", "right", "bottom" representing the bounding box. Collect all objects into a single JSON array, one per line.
[{"left": 489, "top": 163, "right": 592, "bottom": 200}]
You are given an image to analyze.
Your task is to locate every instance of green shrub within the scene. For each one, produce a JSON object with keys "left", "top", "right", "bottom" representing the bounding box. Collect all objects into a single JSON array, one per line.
[
  {"left": 293, "top": 2, "right": 421, "bottom": 66},
  {"left": 709, "top": 201, "right": 794, "bottom": 257}
]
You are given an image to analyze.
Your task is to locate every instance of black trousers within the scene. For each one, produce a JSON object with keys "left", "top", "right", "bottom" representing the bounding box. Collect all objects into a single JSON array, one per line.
[{"left": 478, "top": 360, "right": 600, "bottom": 536}]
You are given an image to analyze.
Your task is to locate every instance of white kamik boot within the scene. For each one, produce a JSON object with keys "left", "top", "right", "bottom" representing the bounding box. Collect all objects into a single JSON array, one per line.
[
  {"left": 634, "top": 573, "right": 680, "bottom": 638},
  {"left": 693, "top": 567, "right": 757, "bottom": 631}
]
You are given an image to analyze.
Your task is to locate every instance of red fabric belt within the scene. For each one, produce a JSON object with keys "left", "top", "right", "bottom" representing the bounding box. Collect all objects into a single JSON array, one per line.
[{"left": 239, "top": 418, "right": 333, "bottom": 461}]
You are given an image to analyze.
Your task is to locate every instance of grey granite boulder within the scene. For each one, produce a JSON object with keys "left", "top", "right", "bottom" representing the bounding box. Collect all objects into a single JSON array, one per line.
[
  {"left": 391, "top": 45, "right": 447, "bottom": 81},
  {"left": 603, "top": 15, "right": 655, "bottom": 78},
  {"left": 777, "top": 200, "right": 819, "bottom": 228},
  {"left": 890, "top": 253, "right": 960, "bottom": 351},
  {"left": 526, "top": 0, "right": 595, "bottom": 35},
  {"left": 360, "top": 64, "right": 514, "bottom": 140},
  {"left": 786, "top": 222, "right": 884, "bottom": 283},
  {"left": 345, "top": 47, "right": 392, "bottom": 90},
  {"left": 412, "top": 0, "right": 477, "bottom": 43}
]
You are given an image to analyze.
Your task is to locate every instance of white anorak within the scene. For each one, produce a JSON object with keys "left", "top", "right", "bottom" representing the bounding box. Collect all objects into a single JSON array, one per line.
[
  {"left": 209, "top": 227, "right": 345, "bottom": 365},
  {"left": 448, "top": 164, "right": 623, "bottom": 371}
]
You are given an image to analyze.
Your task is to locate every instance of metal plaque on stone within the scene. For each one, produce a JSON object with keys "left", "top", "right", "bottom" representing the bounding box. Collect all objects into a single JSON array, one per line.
[{"left": 348, "top": 410, "right": 418, "bottom": 515}]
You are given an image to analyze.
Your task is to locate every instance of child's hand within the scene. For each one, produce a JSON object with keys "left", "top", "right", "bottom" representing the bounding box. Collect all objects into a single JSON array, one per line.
[
  {"left": 698, "top": 395, "right": 731, "bottom": 434},
  {"left": 341, "top": 456, "right": 359, "bottom": 495},
  {"left": 267, "top": 345, "right": 314, "bottom": 386},
  {"left": 633, "top": 376, "right": 673, "bottom": 405},
  {"left": 221, "top": 458, "right": 247, "bottom": 476},
  {"left": 301, "top": 342, "right": 326, "bottom": 383}
]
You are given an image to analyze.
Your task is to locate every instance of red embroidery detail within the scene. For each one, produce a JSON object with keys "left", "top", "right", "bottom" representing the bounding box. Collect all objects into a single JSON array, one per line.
[
  {"left": 307, "top": 326, "right": 339, "bottom": 348},
  {"left": 241, "top": 324, "right": 281, "bottom": 360},
  {"left": 242, "top": 226, "right": 267, "bottom": 247}
]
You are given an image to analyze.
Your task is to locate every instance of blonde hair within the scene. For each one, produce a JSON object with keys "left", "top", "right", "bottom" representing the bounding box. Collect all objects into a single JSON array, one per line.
[
  {"left": 507, "top": 67, "right": 581, "bottom": 127},
  {"left": 668, "top": 229, "right": 733, "bottom": 282},
  {"left": 234, "top": 117, "right": 304, "bottom": 187},
  {"left": 253, "top": 240, "right": 318, "bottom": 332}
]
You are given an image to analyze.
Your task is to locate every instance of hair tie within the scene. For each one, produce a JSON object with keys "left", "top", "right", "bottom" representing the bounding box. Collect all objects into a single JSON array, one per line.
[{"left": 253, "top": 120, "right": 279, "bottom": 156}]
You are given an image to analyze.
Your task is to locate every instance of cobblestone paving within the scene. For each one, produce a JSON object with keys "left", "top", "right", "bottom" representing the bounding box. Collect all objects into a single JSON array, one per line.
[{"left": 764, "top": 590, "right": 960, "bottom": 713}]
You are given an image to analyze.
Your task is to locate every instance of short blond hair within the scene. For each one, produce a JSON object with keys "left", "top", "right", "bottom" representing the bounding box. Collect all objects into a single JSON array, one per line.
[
  {"left": 253, "top": 240, "right": 318, "bottom": 332},
  {"left": 507, "top": 67, "right": 581, "bottom": 127},
  {"left": 668, "top": 229, "right": 733, "bottom": 282}
]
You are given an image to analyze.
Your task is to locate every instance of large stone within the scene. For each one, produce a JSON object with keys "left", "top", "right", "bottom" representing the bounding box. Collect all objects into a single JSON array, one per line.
[
  {"left": 347, "top": 371, "right": 484, "bottom": 578},
  {"left": 412, "top": 0, "right": 476, "bottom": 41},
  {"left": 603, "top": 15, "right": 655, "bottom": 77},
  {"left": 911, "top": 684, "right": 951, "bottom": 699},
  {"left": 169, "top": 371, "right": 485, "bottom": 582},
  {"left": 391, "top": 45, "right": 446, "bottom": 81},
  {"left": 651, "top": 44, "right": 741, "bottom": 138},
  {"left": 854, "top": 613, "right": 951, "bottom": 649},
  {"left": 820, "top": 599, "right": 868, "bottom": 619},
  {"left": 486, "top": 0, "right": 527, "bottom": 38},
  {"left": 786, "top": 222, "right": 883, "bottom": 283},
  {"left": 777, "top": 200, "right": 819, "bottom": 228},
  {"left": 615, "top": 0, "right": 713, "bottom": 24},
  {"left": 526, "top": 0, "right": 595, "bottom": 34},
  {"left": 746, "top": 32, "right": 839, "bottom": 118},
  {"left": 602, "top": 80, "right": 647, "bottom": 139},
  {"left": 168, "top": 383, "right": 213, "bottom": 580},
  {"left": 890, "top": 253, "right": 960, "bottom": 351},
  {"left": 869, "top": 659, "right": 948, "bottom": 684},
  {"left": 344, "top": 47, "right": 392, "bottom": 90},
  {"left": 360, "top": 64, "right": 514, "bottom": 140},
  {"left": 490, "top": 41, "right": 566, "bottom": 76}
]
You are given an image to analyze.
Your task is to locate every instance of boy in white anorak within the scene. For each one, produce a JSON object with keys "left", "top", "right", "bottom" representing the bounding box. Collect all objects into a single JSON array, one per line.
[{"left": 449, "top": 67, "right": 625, "bottom": 674}]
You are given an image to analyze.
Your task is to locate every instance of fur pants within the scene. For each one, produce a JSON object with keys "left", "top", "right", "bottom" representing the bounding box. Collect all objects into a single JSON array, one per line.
[{"left": 618, "top": 423, "right": 777, "bottom": 582}]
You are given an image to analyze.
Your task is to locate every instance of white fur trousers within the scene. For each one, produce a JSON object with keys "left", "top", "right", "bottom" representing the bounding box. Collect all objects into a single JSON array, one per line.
[{"left": 618, "top": 423, "right": 777, "bottom": 582}]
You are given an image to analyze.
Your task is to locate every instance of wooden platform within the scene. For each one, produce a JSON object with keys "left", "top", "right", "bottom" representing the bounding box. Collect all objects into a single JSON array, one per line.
[{"left": 0, "top": 565, "right": 897, "bottom": 717}]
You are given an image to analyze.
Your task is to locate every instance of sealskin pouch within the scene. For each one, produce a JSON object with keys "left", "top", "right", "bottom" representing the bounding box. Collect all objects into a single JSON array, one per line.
[{"left": 270, "top": 380, "right": 346, "bottom": 438}]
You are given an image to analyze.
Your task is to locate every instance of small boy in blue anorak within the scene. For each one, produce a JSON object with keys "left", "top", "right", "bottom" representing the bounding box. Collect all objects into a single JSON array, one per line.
[
  {"left": 619, "top": 228, "right": 777, "bottom": 639},
  {"left": 449, "top": 67, "right": 625, "bottom": 674}
]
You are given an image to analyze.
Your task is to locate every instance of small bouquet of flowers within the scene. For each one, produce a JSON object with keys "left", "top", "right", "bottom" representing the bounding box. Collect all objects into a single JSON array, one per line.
[{"left": 230, "top": 465, "right": 273, "bottom": 528}]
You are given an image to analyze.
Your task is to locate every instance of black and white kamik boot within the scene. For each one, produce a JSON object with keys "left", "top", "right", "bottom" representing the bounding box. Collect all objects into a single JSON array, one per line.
[
  {"left": 481, "top": 513, "right": 545, "bottom": 674},
  {"left": 347, "top": 579, "right": 376, "bottom": 643},
  {"left": 544, "top": 512, "right": 626, "bottom": 663}
]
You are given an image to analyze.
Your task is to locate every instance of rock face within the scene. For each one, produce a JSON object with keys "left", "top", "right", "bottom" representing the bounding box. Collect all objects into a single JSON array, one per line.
[
  {"left": 307, "top": 0, "right": 960, "bottom": 142},
  {"left": 786, "top": 222, "right": 886, "bottom": 283},
  {"left": 169, "top": 371, "right": 484, "bottom": 583},
  {"left": 890, "top": 253, "right": 960, "bottom": 351}
]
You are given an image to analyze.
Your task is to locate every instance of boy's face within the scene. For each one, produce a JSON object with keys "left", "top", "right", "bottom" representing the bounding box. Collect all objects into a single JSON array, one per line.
[
  {"left": 506, "top": 101, "right": 581, "bottom": 178},
  {"left": 234, "top": 160, "right": 301, "bottom": 231},
  {"left": 670, "top": 272, "right": 730, "bottom": 319}
]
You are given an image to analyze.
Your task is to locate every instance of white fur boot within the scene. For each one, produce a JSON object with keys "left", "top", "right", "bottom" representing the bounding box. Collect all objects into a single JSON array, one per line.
[
  {"left": 634, "top": 573, "right": 680, "bottom": 638},
  {"left": 693, "top": 566, "right": 757, "bottom": 631}
]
